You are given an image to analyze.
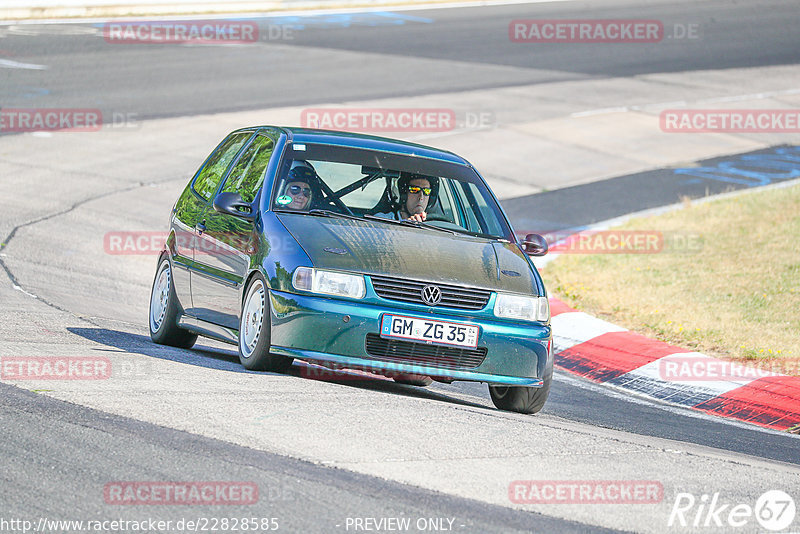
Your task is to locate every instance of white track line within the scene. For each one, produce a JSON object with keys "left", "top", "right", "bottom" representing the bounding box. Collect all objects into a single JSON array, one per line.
[{"left": 0, "top": 58, "right": 47, "bottom": 70}]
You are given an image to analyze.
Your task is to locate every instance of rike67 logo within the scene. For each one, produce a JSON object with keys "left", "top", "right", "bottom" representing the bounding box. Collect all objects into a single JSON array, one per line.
[{"left": 669, "top": 490, "right": 796, "bottom": 531}]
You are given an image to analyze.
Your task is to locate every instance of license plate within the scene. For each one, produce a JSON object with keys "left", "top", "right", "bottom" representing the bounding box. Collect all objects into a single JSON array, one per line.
[{"left": 380, "top": 314, "right": 479, "bottom": 349}]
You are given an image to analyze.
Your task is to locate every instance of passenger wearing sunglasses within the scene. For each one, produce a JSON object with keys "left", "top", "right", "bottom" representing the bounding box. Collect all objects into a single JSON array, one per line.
[
  {"left": 374, "top": 173, "right": 438, "bottom": 222},
  {"left": 277, "top": 166, "right": 317, "bottom": 211}
]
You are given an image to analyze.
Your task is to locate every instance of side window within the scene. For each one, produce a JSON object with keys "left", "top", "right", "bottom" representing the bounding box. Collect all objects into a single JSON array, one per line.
[
  {"left": 433, "top": 178, "right": 456, "bottom": 222},
  {"left": 220, "top": 134, "right": 275, "bottom": 203},
  {"left": 453, "top": 181, "right": 503, "bottom": 236},
  {"left": 192, "top": 132, "right": 251, "bottom": 201},
  {"left": 453, "top": 182, "right": 481, "bottom": 232}
]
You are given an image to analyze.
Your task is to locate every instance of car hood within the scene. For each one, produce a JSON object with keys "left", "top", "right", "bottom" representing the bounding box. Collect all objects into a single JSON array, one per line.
[{"left": 278, "top": 214, "right": 538, "bottom": 294}]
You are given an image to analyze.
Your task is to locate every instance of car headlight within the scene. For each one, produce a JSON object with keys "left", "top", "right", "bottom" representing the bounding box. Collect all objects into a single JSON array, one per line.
[
  {"left": 494, "top": 293, "right": 550, "bottom": 322},
  {"left": 292, "top": 267, "right": 366, "bottom": 299}
]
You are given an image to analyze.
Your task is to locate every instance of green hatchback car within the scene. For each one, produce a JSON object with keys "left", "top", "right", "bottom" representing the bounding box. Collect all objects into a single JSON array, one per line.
[{"left": 149, "top": 126, "right": 552, "bottom": 413}]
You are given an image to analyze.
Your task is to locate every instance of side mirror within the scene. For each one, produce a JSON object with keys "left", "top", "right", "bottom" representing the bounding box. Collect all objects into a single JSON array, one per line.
[
  {"left": 522, "top": 233, "right": 548, "bottom": 256},
  {"left": 213, "top": 192, "right": 255, "bottom": 221}
]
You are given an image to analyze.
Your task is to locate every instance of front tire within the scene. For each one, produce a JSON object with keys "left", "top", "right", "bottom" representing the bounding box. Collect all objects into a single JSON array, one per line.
[
  {"left": 489, "top": 348, "right": 553, "bottom": 414},
  {"left": 149, "top": 254, "right": 197, "bottom": 349},
  {"left": 238, "top": 273, "right": 293, "bottom": 372}
]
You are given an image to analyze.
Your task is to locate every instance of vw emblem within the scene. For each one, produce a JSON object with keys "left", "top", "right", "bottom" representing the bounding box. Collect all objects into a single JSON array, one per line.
[{"left": 421, "top": 285, "right": 442, "bottom": 306}]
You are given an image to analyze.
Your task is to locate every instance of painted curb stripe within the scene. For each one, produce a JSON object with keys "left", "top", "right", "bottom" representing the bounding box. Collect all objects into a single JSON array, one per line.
[
  {"left": 693, "top": 376, "right": 800, "bottom": 430},
  {"left": 551, "top": 312, "right": 626, "bottom": 353},
  {"left": 606, "top": 376, "right": 719, "bottom": 407},
  {"left": 548, "top": 299, "right": 800, "bottom": 431},
  {"left": 618, "top": 353, "right": 759, "bottom": 397},
  {"left": 555, "top": 331, "right": 690, "bottom": 382},
  {"left": 549, "top": 298, "right": 575, "bottom": 318}
]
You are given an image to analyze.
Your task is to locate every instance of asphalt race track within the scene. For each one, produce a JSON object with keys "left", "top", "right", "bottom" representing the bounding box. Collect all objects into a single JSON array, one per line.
[
  {"left": 2, "top": 0, "right": 800, "bottom": 119},
  {"left": 1, "top": 1, "right": 800, "bottom": 533}
]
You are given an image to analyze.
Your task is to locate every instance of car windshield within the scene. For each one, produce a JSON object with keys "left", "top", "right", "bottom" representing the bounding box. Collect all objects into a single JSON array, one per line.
[{"left": 271, "top": 142, "right": 512, "bottom": 240}]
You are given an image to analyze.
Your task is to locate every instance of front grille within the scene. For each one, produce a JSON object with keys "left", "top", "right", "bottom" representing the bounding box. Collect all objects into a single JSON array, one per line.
[
  {"left": 370, "top": 275, "right": 491, "bottom": 310},
  {"left": 365, "top": 333, "right": 487, "bottom": 370}
]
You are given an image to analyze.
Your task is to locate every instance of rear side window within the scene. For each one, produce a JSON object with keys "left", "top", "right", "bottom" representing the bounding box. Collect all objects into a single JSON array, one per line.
[
  {"left": 220, "top": 134, "right": 275, "bottom": 203},
  {"left": 192, "top": 132, "right": 251, "bottom": 201}
]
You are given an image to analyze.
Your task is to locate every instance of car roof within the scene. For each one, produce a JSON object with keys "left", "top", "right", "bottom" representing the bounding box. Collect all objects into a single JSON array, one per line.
[{"left": 241, "top": 126, "right": 471, "bottom": 166}]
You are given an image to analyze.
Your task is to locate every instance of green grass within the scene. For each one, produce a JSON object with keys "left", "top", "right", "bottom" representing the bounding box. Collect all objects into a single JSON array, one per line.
[{"left": 543, "top": 183, "right": 800, "bottom": 374}]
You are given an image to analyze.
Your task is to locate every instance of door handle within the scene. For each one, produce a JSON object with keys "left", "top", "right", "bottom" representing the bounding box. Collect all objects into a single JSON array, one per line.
[{"left": 197, "top": 221, "right": 206, "bottom": 235}]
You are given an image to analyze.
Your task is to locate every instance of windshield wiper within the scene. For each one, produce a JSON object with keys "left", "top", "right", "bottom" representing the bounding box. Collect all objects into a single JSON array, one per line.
[
  {"left": 362, "top": 215, "right": 460, "bottom": 236},
  {"left": 362, "top": 214, "right": 407, "bottom": 225},
  {"left": 415, "top": 221, "right": 461, "bottom": 236},
  {"left": 362, "top": 214, "right": 422, "bottom": 229},
  {"left": 274, "top": 208, "right": 367, "bottom": 222},
  {"left": 456, "top": 229, "right": 504, "bottom": 240},
  {"left": 306, "top": 209, "right": 366, "bottom": 222},
  {"left": 286, "top": 209, "right": 479, "bottom": 238}
]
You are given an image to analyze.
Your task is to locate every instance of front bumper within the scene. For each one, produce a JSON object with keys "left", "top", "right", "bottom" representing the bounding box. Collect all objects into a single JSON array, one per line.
[{"left": 268, "top": 289, "right": 551, "bottom": 386}]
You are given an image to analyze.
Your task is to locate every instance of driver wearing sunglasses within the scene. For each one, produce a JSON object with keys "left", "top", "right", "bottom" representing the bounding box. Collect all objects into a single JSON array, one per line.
[
  {"left": 374, "top": 173, "right": 437, "bottom": 222},
  {"left": 400, "top": 177, "right": 433, "bottom": 222}
]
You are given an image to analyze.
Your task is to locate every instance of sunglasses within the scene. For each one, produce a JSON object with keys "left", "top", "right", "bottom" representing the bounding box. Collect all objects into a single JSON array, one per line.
[
  {"left": 288, "top": 185, "right": 312, "bottom": 197},
  {"left": 407, "top": 186, "right": 432, "bottom": 196}
]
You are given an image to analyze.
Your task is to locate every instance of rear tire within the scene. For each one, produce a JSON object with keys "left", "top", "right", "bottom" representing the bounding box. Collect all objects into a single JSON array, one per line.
[
  {"left": 238, "top": 273, "right": 293, "bottom": 372},
  {"left": 489, "top": 348, "right": 553, "bottom": 414},
  {"left": 149, "top": 254, "right": 197, "bottom": 349}
]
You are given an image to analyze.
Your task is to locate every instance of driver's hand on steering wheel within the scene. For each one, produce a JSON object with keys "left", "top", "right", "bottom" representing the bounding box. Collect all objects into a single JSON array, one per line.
[{"left": 406, "top": 212, "right": 427, "bottom": 222}]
